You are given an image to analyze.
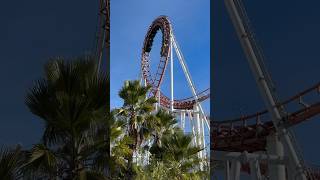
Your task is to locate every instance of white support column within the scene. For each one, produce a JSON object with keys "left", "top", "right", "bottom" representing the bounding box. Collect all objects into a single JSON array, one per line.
[
  {"left": 180, "top": 111, "right": 183, "bottom": 129},
  {"left": 267, "top": 133, "right": 286, "bottom": 180},
  {"left": 157, "top": 88, "right": 161, "bottom": 110},
  {"left": 250, "top": 160, "right": 262, "bottom": 180},
  {"left": 194, "top": 105, "right": 202, "bottom": 148},
  {"left": 194, "top": 105, "right": 204, "bottom": 166},
  {"left": 189, "top": 111, "right": 197, "bottom": 146},
  {"left": 170, "top": 36, "right": 174, "bottom": 112},
  {"left": 182, "top": 111, "right": 186, "bottom": 132},
  {"left": 200, "top": 111, "right": 206, "bottom": 158},
  {"left": 225, "top": 160, "right": 231, "bottom": 180},
  {"left": 230, "top": 160, "right": 241, "bottom": 180}
]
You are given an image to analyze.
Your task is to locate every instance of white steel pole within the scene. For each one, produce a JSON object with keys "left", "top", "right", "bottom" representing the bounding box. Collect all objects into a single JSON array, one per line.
[
  {"left": 194, "top": 105, "right": 202, "bottom": 159},
  {"left": 170, "top": 36, "right": 174, "bottom": 112}
]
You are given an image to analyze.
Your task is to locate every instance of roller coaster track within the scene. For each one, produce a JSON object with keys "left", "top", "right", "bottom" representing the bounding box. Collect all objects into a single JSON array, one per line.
[
  {"left": 212, "top": 82, "right": 320, "bottom": 178},
  {"left": 159, "top": 88, "right": 210, "bottom": 109},
  {"left": 213, "top": 0, "right": 320, "bottom": 178},
  {"left": 140, "top": 16, "right": 210, "bottom": 163},
  {"left": 212, "top": 82, "right": 320, "bottom": 151},
  {"left": 141, "top": 16, "right": 210, "bottom": 108}
]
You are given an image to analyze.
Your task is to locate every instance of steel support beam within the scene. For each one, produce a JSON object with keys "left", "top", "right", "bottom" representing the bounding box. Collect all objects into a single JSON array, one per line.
[{"left": 223, "top": 0, "right": 307, "bottom": 179}]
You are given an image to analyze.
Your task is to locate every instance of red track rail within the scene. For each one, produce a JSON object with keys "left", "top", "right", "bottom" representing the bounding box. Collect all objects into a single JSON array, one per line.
[
  {"left": 141, "top": 16, "right": 171, "bottom": 97},
  {"left": 141, "top": 16, "right": 210, "bottom": 107},
  {"left": 212, "top": 83, "right": 320, "bottom": 178},
  {"left": 159, "top": 88, "right": 210, "bottom": 109},
  {"left": 212, "top": 82, "right": 320, "bottom": 152}
]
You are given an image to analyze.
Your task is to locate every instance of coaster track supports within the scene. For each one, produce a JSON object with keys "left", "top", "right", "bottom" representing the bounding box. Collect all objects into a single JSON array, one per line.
[{"left": 223, "top": 0, "right": 307, "bottom": 179}]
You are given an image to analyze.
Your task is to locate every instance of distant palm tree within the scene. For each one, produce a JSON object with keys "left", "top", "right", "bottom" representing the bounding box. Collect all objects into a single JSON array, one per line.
[
  {"left": 24, "top": 56, "right": 109, "bottom": 179},
  {"left": 115, "top": 80, "right": 157, "bottom": 179}
]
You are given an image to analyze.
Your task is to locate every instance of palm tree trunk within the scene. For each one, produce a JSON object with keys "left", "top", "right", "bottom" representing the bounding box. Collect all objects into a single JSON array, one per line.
[{"left": 126, "top": 110, "right": 138, "bottom": 180}]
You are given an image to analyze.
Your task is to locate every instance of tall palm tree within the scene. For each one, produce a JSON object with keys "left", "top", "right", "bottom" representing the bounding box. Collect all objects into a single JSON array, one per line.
[
  {"left": 115, "top": 80, "right": 157, "bottom": 179},
  {"left": 24, "top": 56, "right": 109, "bottom": 179}
]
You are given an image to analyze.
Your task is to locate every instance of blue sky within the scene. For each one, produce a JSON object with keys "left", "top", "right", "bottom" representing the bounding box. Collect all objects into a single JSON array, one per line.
[
  {"left": 0, "top": 0, "right": 98, "bottom": 147},
  {"left": 214, "top": 0, "right": 320, "bottom": 177}
]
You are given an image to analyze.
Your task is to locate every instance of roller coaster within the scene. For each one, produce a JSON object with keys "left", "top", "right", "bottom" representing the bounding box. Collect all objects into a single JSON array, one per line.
[
  {"left": 140, "top": 16, "right": 211, "bottom": 165},
  {"left": 212, "top": 0, "right": 320, "bottom": 179}
]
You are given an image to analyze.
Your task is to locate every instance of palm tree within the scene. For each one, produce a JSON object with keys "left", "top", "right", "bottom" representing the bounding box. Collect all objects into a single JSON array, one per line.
[
  {"left": 146, "top": 109, "right": 178, "bottom": 147},
  {"left": 148, "top": 129, "right": 206, "bottom": 180},
  {"left": 115, "top": 80, "right": 157, "bottom": 179},
  {"left": 0, "top": 145, "right": 24, "bottom": 180},
  {"left": 107, "top": 110, "right": 132, "bottom": 179},
  {"left": 24, "top": 56, "right": 109, "bottom": 179}
]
